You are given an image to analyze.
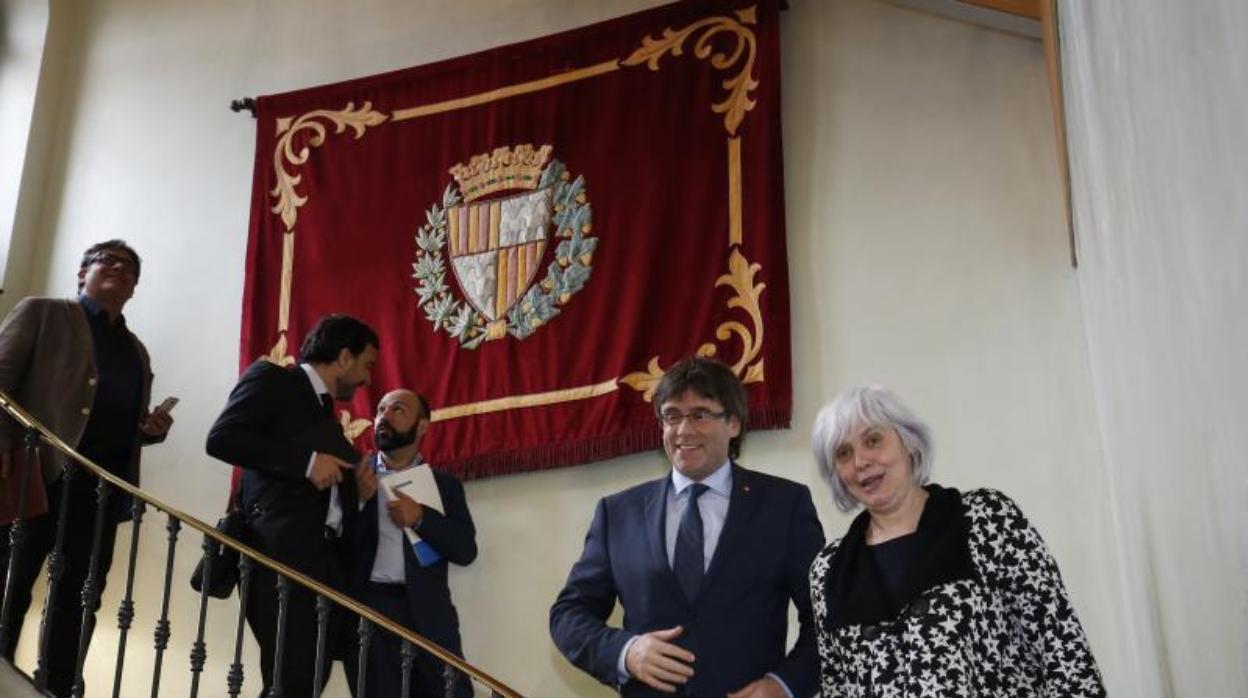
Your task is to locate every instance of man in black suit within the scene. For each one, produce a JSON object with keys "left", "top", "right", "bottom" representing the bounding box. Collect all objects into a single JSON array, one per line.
[
  {"left": 550, "top": 357, "right": 825, "bottom": 698},
  {"left": 206, "top": 314, "right": 378, "bottom": 697},
  {"left": 346, "top": 389, "right": 477, "bottom": 698}
]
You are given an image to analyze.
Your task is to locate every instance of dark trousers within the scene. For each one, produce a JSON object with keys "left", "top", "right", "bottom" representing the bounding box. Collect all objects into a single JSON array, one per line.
[
  {"left": 0, "top": 474, "right": 119, "bottom": 698},
  {"left": 343, "top": 582, "right": 470, "bottom": 698},
  {"left": 245, "top": 538, "right": 346, "bottom": 698}
]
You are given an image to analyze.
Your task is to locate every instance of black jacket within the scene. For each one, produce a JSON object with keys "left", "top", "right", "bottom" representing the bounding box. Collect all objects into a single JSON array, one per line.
[
  {"left": 351, "top": 461, "right": 477, "bottom": 653},
  {"left": 206, "top": 359, "right": 359, "bottom": 587}
]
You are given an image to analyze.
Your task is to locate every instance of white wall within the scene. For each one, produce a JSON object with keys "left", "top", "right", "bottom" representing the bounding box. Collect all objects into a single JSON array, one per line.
[
  {"left": 7, "top": 0, "right": 1131, "bottom": 695},
  {"left": 0, "top": 0, "right": 79, "bottom": 301},
  {"left": 1060, "top": 0, "right": 1248, "bottom": 695},
  {"left": 0, "top": 0, "right": 48, "bottom": 292}
]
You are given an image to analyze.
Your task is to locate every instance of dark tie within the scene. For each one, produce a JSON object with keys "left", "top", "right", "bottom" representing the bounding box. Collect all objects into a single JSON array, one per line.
[
  {"left": 321, "top": 393, "right": 334, "bottom": 416},
  {"left": 673, "top": 483, "right": 709, "bottom": 603}
]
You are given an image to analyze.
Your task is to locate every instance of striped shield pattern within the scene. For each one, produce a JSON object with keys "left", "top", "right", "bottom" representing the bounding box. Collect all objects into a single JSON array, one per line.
[{"left": 447, "top": 187, "right": 552, "bottom": 321}]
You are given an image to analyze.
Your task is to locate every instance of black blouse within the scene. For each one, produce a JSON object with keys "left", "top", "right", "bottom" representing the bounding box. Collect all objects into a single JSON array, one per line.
[{"left": 822, "top": 484, "right": 978, "bottom": 629}]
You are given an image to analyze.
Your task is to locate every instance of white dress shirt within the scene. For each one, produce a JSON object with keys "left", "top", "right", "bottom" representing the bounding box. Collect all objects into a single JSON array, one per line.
[
  {"left": 369, "top": 451, "right": 423, "bottom": 583},
  {"left": 299, "top": 364, "right": 343, "bottom": 536},
  {"left": 664, "top": 461, "right": 732, "bottom": 570}
]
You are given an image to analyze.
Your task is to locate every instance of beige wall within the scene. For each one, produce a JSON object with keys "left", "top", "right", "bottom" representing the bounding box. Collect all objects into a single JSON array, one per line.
[
  {"left": 6, "top": 0, "right": 1130, "bottom": 695},
  {"left": 0, "top": 0, "right": 47, "bottom": 291},
  {"left": 1060, "top": 0, "right": 1248, "bottom": 695}
]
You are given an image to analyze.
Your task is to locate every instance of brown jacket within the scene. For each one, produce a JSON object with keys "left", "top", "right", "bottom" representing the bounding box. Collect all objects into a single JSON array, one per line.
[{"left": 0, "top": 297, "right": 156, "bottom": 489}]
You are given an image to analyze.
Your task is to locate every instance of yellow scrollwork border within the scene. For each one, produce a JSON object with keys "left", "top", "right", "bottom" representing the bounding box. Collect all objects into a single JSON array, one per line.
[
  {"left": 621, "top": 6, "right": 759, "bottom": 136},
  {"left": 262, "top": 102, "right": 389, "bottom": 367},
  {"left": 261, "top": 5, "right": 770, "bottom": 418},
  {"left": 619, "top": 248, "right": 766, "bottom": 402},
  {"left": 270, "top": 102, "right": 389, "bottom": 232},
  {"left": 617, "top": 5, "right": 767, "bottom": 401}
]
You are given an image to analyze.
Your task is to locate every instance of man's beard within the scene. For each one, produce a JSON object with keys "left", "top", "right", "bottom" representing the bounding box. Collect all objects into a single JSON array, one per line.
[
  {"left": 375, "top": 422, "right": 417, "bottom": 451},
  {"left": 331, "top": 377, "right": 360, "bottom": 401}
]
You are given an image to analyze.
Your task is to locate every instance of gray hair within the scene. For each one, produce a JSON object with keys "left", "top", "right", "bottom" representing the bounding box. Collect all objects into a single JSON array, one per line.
[{"left": 811, "top": 386, "right": 933, "bottom": 512}]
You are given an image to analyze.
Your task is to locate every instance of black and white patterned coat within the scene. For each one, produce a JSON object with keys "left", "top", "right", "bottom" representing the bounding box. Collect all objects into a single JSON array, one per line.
[{"left": 809, "top": 487, "right": 1105, "bottom": 697}]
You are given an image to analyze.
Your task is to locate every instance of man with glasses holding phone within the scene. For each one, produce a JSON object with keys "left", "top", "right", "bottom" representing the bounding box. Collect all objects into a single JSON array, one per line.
[
  {"left": 551, "top": 357, "right": 824, "bottom": 698},
  {"left": 0, "top": 239, "right": 173, "bottom": 697}
]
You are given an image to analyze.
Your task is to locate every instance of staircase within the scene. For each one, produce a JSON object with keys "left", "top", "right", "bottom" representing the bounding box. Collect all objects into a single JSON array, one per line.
[{"left": 0, "top": 659, "right": 49, "bottom": 697}]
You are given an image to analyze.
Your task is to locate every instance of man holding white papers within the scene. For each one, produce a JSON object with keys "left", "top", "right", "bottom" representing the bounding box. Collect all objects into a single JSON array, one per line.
[{"left": 347, "top": 389, "right": 477, "bottom": 698}]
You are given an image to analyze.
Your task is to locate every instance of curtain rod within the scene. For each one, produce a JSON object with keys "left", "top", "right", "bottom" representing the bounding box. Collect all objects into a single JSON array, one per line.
[{"left": 230, "top": 98, "right": 256, "bottom": 117}]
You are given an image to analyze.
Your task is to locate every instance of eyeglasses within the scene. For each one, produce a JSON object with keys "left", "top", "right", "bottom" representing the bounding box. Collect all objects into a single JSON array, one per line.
[
  {"left": 90, "top": 252, "right": 138, "bottom": 274},
  {"left": 658, "top": 409, "right": 728, "bottom": 427}
]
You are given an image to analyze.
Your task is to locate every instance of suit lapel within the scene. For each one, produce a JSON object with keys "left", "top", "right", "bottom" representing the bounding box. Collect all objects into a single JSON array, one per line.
[
  {"left": 700, "top": 463, "right": 756, "bottom": 600},
  {"left": 292, "top": 365, "right": 321, "bottom": 410},
  {"left": 68, "top": 300, "right": 92, "bottom": 352},
  {"left": 644, "top": 476, "right": 685, "bottom": 601}
]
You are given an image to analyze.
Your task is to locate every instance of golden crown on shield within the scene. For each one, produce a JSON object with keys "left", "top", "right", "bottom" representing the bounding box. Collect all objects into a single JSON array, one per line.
[{"left": 449, "top": 144, "right": 553, "bottom": 203}]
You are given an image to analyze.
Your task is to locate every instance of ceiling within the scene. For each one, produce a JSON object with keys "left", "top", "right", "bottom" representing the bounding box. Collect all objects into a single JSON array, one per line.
[{"left": 884, "top": 0, "right": 1044, "bottom": 38}]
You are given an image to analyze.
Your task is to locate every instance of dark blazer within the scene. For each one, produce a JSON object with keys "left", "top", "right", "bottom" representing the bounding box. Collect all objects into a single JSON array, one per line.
[
  {"left": 205, "top": 359, "right": 359, "bottom": 585},
  {"left": 550, "top": 463, "right": 825, "bottom": 697},
  {"left": 351, "top": 461, "right": 477, "bottom": 653},
  {"left": 0, "top": 297, "right": 157, "bottom": 488}
]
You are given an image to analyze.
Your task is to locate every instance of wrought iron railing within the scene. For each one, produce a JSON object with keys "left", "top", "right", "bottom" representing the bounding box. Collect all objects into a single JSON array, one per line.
[{"left": 0, "top": 389, "right": 522, "bottom": 697}]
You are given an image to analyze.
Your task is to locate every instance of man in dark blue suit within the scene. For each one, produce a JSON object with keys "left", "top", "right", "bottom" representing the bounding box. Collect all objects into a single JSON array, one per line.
[
  {"left": 346, "top": 389, "right": 477, "bottom": 698},
  {"left": 550, "top": 357, "right": 825, "bottom": 697}
]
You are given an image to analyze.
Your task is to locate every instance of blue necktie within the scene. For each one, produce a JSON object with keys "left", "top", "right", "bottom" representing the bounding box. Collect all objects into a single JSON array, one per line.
[{"left": 673, "top": 483, "right": 709, "bottom": 602}]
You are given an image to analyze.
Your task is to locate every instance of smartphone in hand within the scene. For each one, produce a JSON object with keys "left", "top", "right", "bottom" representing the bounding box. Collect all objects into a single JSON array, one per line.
[{"left": 154, "top": 396, "right": 179, "bottom": 414}]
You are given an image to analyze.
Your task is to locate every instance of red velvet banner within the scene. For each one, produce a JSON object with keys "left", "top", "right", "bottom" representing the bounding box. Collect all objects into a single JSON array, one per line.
[{"left": 240, "top": 0, "right": 791, "bottom": 479}]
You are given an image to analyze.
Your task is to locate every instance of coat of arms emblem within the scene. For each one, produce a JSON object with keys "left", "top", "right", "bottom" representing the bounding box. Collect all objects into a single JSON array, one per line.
[{"left": 413, "top": 144, "right": 595, "bottom": 349}]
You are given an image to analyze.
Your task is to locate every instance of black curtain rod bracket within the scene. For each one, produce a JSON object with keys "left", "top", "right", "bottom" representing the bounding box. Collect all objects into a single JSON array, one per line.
[{"left": 230, "top": 97, "right": 257, "bottom": 117}]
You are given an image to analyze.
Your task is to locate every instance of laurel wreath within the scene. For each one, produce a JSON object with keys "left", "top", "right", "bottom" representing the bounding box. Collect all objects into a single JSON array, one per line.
[{"left": 413, "top": 159, "right": 596, "bottom": 349}]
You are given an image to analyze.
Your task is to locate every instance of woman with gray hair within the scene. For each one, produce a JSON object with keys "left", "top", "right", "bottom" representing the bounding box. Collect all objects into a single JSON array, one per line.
[{"left": 807, "top": 386, "right": 1105, "bottom": 697}]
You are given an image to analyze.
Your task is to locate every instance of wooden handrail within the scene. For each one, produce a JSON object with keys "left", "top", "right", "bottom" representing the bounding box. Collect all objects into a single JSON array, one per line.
[{"left": 0, "top": 389, "right": 523, "bottom": 698}]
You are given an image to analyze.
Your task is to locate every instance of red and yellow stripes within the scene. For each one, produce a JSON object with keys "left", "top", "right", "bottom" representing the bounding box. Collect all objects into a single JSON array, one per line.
[
  {"left": 493, "top": 240, "right": 546, "bottom": 317},
  {"left": 448, "top": 200, "right": 506, "bottom": 256}
]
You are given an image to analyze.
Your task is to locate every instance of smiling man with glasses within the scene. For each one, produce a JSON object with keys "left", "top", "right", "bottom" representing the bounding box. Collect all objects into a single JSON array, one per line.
[
  {"left": 0, "top": 238, "right": 173, "bottom": 697},
  {"left": 551, "top": 356, "right": 825, "bottom": 698}
]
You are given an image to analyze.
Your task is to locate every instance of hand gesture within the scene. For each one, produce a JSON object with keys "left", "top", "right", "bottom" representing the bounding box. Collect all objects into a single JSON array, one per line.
[
  {"left": 624, "top": 626, "right": 695, "bottom": 693},
  {"left": 139, "top": 409, "right": 174, "bottom": 438},
  {"left": 727, "top": 675, "right": 787, "bottom": 698},
  {"left": 355, "top": 457, "right": 378, "bottom": 502},
  {"left": 307, "top": 452, "right": 349, "bottom": 490},
  {"left": 387, "top": 490, "right": 424, "bottom": 528}
]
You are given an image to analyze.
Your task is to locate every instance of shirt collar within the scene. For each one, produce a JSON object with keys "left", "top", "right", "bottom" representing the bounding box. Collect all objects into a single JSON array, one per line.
[
  {"left": 671, "top": 460, "right": 733, "bottom": 498},
  {"left": 78, "top": 294, "right": 126, "bottom": 328},
  {"left": 377, "top": 450, "right": 423, "bottom": 472},
  {"left": 299, "top": 363, "right": 330, "bottom": 398}
]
